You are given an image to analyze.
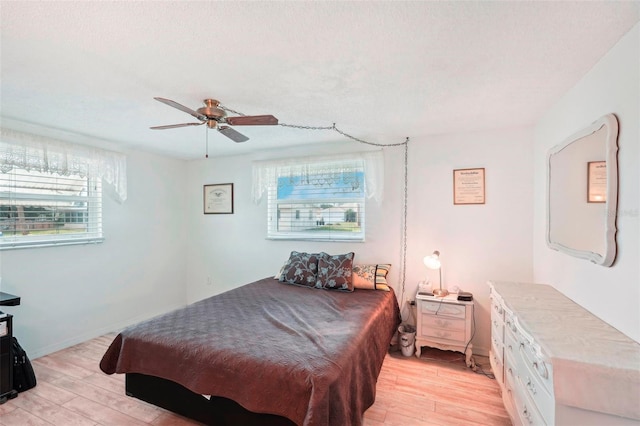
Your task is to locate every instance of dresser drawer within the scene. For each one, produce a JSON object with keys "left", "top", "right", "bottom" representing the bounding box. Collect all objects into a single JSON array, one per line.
[
  {"left": 491, "top": 296, "right": 505, "bottom": 320},
  {"left": 504, "top": 325, "right": 521, "bottom": 372},
  {"left": 514, "top": 375, "right": 548, "bottom": 426},
  {"left": 490, "top": 347, "right": 504, "bottom": 386},
  {"left": 504, "top": 359, "right": 516, "bottom": 393},
  {"left": 519, "top": 345, "right": 554, "bottom": 424},
  {"left": 421, "top": 300, "right": 466, "bottom": 319},
  {"left": 491, "top": 332, "right": 504, "bottom": 365},
  {"left": 504, "top": 311, "right": 518, "bottom": 336},
  {"left": 491, "top": 315, "right": 504, "bottom": 345},
  {"left": 519, "top": 338, "right": 553, "bottom": 395}
]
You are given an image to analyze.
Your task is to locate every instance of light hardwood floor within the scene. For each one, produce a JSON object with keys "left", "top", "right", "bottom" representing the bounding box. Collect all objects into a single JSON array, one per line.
[{"left": 0, "top": 334, "right": 510, "bottom": 425}]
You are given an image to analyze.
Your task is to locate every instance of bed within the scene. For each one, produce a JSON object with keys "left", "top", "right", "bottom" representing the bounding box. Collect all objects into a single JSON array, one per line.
[{"left": 100, "top": 275, "right": 401, "bottom": 426}]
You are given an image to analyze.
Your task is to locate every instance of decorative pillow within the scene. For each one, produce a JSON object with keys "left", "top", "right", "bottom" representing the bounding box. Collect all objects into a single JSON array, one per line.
[
  {"left": 274, "top": 261, "right": 288, "bottom": 279},
  {"left": 279, "top": 251, "right": 320, "bottom": 287},
  {"left": 315, "top": 252, "right": 355, "bottom": 292},
  {"left": 352, "top": 264, "right": 391, "bottom": 291}
]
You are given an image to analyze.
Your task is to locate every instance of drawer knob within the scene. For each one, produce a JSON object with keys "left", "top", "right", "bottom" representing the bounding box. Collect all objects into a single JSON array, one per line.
[
  {"left": 526, "top": 377, "right": 537, "bottom": 395},
  {"left": 522, "top": 405, "right": 533, "bottom": 424},
  {"left": 532, "top": 361, "right": 549, "bottom": 380}
]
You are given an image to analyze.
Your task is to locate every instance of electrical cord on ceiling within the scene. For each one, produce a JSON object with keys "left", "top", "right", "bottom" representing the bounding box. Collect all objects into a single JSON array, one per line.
[{"left": 220, "top": 104, "right": 411, "bottom": 311}]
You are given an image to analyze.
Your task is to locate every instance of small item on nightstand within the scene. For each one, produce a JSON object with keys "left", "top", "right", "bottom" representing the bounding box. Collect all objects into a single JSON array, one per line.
[
  {"left": 418, "top": 291, "right": 434, "bottom": 297},
  {"left": 457, "top": 292, "right": 473, "bottom": 301}
]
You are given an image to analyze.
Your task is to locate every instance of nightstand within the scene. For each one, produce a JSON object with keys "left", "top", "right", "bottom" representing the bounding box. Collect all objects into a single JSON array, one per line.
[{"left": 415, "top": 293, "right": 474, "bottom": 367}]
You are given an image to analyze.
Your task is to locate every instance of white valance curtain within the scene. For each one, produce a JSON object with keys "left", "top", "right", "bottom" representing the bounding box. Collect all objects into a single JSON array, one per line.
[
  {"left": 252, "top": 150, "right": 384, "bottom": 204},
  {"left": 0, "top": 127, "right": 127, "bottom": 203}
]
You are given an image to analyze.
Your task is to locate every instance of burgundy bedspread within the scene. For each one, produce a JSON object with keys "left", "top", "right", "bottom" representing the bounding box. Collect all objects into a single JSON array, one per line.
[{"left": 100, "top": 277, "right": 400, "bottom": 426}]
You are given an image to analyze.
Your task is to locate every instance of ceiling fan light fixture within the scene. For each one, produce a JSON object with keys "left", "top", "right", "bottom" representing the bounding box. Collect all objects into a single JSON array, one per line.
[{"left": 197, "top": 99, "right": 226, "bottom": 121}]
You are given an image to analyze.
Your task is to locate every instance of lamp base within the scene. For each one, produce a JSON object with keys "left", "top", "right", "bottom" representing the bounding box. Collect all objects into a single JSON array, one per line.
[{"left": 433, "top": 288, "right": 449, "bottom": 297}]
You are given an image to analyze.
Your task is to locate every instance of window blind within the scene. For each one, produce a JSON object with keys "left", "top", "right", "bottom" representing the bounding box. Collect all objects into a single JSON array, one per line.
[
  {"left": 0, "top": 168, "right": 103, "bottom": 249},
  {"left": 266, "top": 159, "right": 366, "bottom": 241}
]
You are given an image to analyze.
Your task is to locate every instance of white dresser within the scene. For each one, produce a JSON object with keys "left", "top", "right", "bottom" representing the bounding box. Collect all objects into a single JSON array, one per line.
[
  {"left": 489, "top": 281, "right": 640, "bottom": 425},
  {"left": 415, "top": 293, "right": 474, "bottom": 367}
]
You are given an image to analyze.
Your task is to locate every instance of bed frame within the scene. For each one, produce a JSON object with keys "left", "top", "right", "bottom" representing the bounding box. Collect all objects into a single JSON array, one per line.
[{"left": 126, "top": 373, "right": 295, "bottom": 426}]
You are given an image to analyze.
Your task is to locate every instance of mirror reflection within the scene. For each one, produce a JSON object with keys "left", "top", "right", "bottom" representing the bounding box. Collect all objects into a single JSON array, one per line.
[{"left": 547, "top": 114, "right": 618, "bottom": 266}]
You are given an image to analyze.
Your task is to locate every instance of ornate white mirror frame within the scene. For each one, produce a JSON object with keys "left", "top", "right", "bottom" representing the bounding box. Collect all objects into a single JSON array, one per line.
[{"left": 546, "top": 113, "right": 619, "bottom": 266}]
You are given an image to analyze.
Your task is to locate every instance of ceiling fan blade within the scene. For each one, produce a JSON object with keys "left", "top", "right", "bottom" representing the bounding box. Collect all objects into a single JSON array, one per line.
[
  {"left": 218, "top": 126, "right": 249, "bottom": 143},
  {"left": 150, "top": 122, "right": 205, "bottom": 130},
  {"left": 154, "top": 97, "right": 207, "bottom": 121},
  {"left": 225, "top": 115, "right": 278, "bottom": 126}
]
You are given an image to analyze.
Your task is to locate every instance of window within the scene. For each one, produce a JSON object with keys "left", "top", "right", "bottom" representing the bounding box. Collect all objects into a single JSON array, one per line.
[
  {"left": 253, "top": 151, "right": 384, "bottom": 241},
  {"left": 252, "top": 150, "right": 384, "bottom": 241},
  {"left": 0, "top": 127, "right": 127, "bottom": 249},
  {"left": 265, "top": 159, "right": 367, "bottom": 241},
  {"left": 269, "top": 169, "right": 366, "bottom": 240},
  {"left": 0, "top": 168, "right": 103, "bottom": 249}
]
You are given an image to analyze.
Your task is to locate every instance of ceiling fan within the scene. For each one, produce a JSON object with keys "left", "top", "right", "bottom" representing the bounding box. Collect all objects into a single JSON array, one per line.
[{"left": 150, "top": 97, "right": 278, "bottom": 143}]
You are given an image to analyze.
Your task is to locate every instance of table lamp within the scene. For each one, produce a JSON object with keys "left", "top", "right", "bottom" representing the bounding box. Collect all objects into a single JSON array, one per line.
[{"left": 424, "top": 250, "right": 448, "bottom": 297}]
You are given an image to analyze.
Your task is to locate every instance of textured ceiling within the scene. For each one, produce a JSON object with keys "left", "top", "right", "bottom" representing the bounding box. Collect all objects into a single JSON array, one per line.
[{"left": 1, "top": 1, "right": 638, "bottom": 159}]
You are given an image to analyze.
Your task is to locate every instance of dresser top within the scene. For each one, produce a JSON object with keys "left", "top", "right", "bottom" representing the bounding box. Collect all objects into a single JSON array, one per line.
[
  {"left": 488, "top": 280, "right": 639, "bottom": 367},
  {"left": 489, "top": 280, "right": 640, "bottom": 420}
]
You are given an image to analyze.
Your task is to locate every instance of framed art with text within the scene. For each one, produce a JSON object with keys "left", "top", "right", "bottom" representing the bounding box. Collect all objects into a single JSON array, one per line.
[
  {"left": 204, "top": 183, "right": 234, "bottom": 214},
  {"left": 453, "top": 168, "right": 485, "bottom": 205},
  {"left": 587, "top": 161, "right": 606, "bottom": 203}
]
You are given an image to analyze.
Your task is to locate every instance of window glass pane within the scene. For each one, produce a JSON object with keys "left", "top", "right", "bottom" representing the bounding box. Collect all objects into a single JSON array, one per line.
[
  {"left": 0, "top": 168, "right": 103, "bottom": 249},
  {"left": 268, "top": 166, "right": 366, "bottom": 241}
]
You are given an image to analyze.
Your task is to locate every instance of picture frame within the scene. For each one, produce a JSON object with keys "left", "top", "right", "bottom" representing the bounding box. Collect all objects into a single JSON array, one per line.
[
  {"left": 587, "top": 161, "right": 607, "bottom": 203},
  {"left": 453, "top": 168, "right": 485, "bottom": 205},
  {"left": 204, "top": 183, "right": 234, "bottom": 214}
]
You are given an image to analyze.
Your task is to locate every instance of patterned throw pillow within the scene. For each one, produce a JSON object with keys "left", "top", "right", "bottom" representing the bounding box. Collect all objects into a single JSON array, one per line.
[
  {"left": 315, "top": 252, "right": 355, "bottom": 292},
  {"left": 352, "top": 264, "right": 391, "bottom": 291},
  {"left": 279, "top": 251, "right": 320, "bottom": 287}
]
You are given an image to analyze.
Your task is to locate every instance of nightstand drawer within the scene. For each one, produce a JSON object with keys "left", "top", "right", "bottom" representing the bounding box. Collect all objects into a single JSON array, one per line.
[
  {"left": 420, "top": 300, "right": 466, "bottom": 319},
  {"left": 420, "top": 325, "right": 466, "bottom": 343},
  {"left": 421, "top": 313, "right": 466, "bottom": 332}
]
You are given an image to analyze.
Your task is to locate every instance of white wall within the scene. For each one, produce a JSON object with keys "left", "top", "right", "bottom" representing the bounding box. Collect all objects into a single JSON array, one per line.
[
  {"left": 406, "top": 128, "right": 534, "bottom": 355},
  {"left": 0, "top": 149, "right": 188, "bottom": 358},
  {"left": 533, "top": 24, "right": 640, "bottom": 342},
  {"left": 186, "top": 128, "right": 534, "bottom": 356},
  {"left": 185, "top": 141, "right": 405, "bottom": 304}
]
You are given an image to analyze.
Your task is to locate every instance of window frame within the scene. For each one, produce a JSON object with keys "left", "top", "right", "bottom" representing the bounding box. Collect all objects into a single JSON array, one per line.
[
  {"left": 266, "top": 160, "right": 367, "bottom": 242},
  {"left": 0, "top": 168, "right": 104, "bottom": 250}
]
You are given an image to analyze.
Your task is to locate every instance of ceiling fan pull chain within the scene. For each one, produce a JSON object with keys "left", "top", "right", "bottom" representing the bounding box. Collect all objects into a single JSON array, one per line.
[{"left": 205, "top": 128, "right": 209, "bottom": 158}]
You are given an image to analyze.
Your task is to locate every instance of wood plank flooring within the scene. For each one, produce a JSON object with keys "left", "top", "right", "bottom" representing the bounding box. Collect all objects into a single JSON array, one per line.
[{"left": 0, "top": 334, "right": 510, "bottom": 425}]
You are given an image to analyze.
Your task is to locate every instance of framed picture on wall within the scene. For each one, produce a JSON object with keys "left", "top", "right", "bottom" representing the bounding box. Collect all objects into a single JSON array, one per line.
[
  {"left": 587, "top": 161, "right": 606, "bottom": 203},
  {"left": 453, "top": 168, "right": 485, "bottom": 205},
  {"left": 204, "top": 183, "right": 234, "bottom": 214}
]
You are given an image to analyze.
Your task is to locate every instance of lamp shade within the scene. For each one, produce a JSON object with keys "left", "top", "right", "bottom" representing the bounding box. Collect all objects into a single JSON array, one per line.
[{"left": 423, "top": 250, "right": 441, "bottom": 270}]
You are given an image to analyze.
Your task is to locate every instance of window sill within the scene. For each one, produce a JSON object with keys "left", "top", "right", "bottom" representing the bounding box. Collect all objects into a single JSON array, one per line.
[
  {"left": 0, "top": 237, "right": 105, "bottom": 250},
  {"left": 266, "top": 234, "right": 365, "bottom": 242}
]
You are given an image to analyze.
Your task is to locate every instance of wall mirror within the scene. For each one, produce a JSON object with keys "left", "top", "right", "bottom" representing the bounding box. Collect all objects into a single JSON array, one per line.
[{"left": 546, "top": 113, "right": 618, "bottom": 266}]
